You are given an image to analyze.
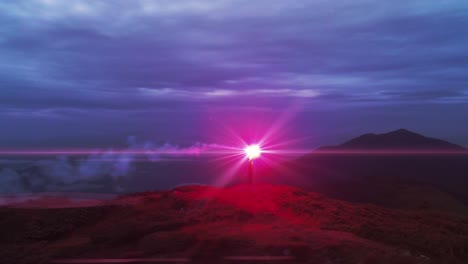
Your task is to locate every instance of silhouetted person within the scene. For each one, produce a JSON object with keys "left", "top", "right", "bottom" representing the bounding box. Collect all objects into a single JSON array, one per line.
[{"left": 248, "top": 159, "right": 254, "bottom": 184}]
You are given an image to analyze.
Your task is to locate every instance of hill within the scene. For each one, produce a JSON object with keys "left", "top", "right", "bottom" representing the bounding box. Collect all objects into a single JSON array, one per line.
[
  {"left": 279, "top": 129, "right": 468, "bottom": 213},
  {"left": 1, "top": 184, "right": 468, "bottom": 263},
  {"left": 319, "top": 129, "right": 466, "bottom": 151}
]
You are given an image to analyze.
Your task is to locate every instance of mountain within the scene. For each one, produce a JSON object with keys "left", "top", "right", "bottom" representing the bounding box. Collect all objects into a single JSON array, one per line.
[
  {"left": 1, "top": 184, "right": 467, "bottom": 263},
  {"left": 319, "top": 129, "right": 466, "bottom": 151},
  {"left": 277, "top": 129, "right": 468, "bottom": 213}
]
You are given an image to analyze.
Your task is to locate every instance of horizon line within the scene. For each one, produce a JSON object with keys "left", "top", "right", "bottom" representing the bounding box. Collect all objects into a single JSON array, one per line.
[{"left": 0, "top": 148, "right": 467, "bottom": 156}]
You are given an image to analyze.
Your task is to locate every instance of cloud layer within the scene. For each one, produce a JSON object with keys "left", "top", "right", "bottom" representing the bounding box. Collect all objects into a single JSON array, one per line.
[{"left": 1, "top": 0, "right": 468, "bottom": 147}]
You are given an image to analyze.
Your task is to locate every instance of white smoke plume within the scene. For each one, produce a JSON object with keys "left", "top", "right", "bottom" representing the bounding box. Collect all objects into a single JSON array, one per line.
[{"left": 0, "top": 137, "right": 225, "bottom": 194}]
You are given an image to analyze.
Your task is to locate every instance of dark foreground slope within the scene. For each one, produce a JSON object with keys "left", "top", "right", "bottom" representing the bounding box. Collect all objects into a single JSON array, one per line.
[{"left": 1, "top": 184, "right": 468, "bottom": 264}]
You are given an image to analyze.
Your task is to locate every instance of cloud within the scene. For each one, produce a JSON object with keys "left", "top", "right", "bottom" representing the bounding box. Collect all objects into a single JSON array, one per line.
[
  {"left": 0, "top": 0, "right": 468, "bottom": 146},
  {"left": 1, "top": 0, "right": 467, "bottom": 111},
  {"left": 138, "top": 87, "right": 320, "bottom": 99}
]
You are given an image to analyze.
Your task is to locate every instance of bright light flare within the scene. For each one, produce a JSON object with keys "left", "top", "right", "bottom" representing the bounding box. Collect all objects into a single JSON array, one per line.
[{"left": 244, "top": 144, "right": 262, "bottom": 160}]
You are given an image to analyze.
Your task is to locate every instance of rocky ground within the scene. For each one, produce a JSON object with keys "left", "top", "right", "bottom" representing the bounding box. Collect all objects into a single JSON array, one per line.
[{"left": 1, "top": 184, "right": 467, "bottom": 264}]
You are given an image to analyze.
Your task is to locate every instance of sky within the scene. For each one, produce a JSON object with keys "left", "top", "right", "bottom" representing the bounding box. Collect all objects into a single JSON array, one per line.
[{"left": 1, "top": 0, "right": 468, "bottom": 149}]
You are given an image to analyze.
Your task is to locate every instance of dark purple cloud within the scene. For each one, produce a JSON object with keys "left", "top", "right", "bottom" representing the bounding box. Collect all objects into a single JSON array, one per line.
[{"left": 1, "top": 0, "right": 468, "bottom": 147}]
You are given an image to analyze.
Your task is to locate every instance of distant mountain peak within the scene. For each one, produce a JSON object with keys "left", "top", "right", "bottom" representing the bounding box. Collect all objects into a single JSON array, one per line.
[
  {"left": 389, "top": 128, "right": 415, "bottom": 134},
  {"left": 320, "top": 129, "right": 466, "bottom": 151}
]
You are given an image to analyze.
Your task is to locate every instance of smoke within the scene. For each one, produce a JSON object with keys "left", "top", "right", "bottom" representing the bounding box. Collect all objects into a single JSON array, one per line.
[
  {"left": 0, "top": 138, "right": 225, "bottom": 194},
  {"left": 0, "top": 168, "right": 25, "bottom": 193}
]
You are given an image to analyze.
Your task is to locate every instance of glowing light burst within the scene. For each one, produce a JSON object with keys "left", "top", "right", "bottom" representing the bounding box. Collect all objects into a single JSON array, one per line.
[
  {"left": 244, "top": 144, "right": 262, "bottom": 160},
  {"left": 0, "top": 106, "right": 309, "bottom": 188}
]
